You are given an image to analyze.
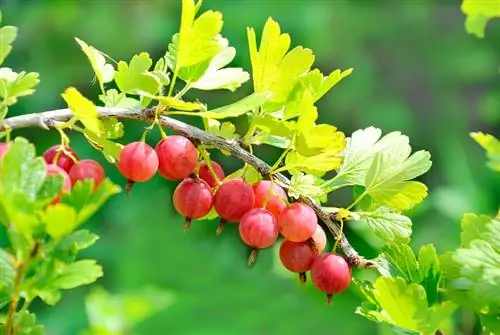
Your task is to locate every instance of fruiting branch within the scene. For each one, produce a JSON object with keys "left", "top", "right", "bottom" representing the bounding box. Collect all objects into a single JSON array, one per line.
[{"left": 0, "top": 106, "right": 375, "bottom": 268}]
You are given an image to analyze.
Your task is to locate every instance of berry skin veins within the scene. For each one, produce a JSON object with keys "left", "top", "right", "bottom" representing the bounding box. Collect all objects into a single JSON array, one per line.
[
  {"left": 278, "top": 202, "right": 318, "bottom": 242},
  {"left": 156, "top": 136, "right": 197, "bottom": 181},
  {"left": 117, "top": 142, "right": 158, "bottom": 183},
  {"left": 173, "top": 178, "right": 214, "bottom": 230}
]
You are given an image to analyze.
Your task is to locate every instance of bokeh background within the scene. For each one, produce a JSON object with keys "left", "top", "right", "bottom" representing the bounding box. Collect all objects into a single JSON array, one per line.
[{"left": 1, "top": 0, "right": 500, "bottom": 334}]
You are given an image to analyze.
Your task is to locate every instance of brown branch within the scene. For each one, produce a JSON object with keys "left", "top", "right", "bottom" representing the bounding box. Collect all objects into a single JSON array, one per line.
[{"left": 0, "top": 107, "right": 375, "bottom": 268}]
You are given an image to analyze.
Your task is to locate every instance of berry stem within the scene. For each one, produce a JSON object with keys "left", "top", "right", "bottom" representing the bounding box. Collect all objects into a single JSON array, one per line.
[
  {"left": 326, "top": 293, "right": 333, "bottom": 305},
  {"left": 216, "top": 219, "right": 227, "bottom": 236},
  {"left": 247, "top": 249, "right": 259, "bottom": 266},
  {"left": 125, "top": 180, "right": 134, "bottom": 195},
  {"left": 307, "top": 237, "right": 321, "bottom": 255},
  {"left": 199, "top": 148, "right": 221, "bottom": 185},
  {"left": 332, "top": 219, "right": 344, "bottom": 252},
  {"left": 299, "top": 272, "right": 307, "bottom": 284},
  {"left": 183, "top": 218, "right": 192, "bottom": 232}
]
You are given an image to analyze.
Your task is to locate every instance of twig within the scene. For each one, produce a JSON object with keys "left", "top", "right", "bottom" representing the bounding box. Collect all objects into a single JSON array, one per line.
[{"left": 0, "top": 107, "right": 376, "bottom": 268}]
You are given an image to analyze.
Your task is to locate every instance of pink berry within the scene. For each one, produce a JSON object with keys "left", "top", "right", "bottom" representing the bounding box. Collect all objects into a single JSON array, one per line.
[
  {"left": 173, "top": 178, "right": 214, "bottom": 231},
  {"left": 239, "top": 208, "right": 279, "bottom": 266},
  {"left": 43, "top": 145, "right": 78, "bottom": 173},
  {"left": 198, "top": 161, "right": 224, "bottom": 188},
  {"left": 252, "top": 180, "right": 287, "bottom": 219},
  {"left": 118, "top": 142, "right": 158, "bottom": 184},
  {"left": 278, "top": 203, "right": 317, "bottom": 242},
  {"left": 214, "top": 178, "right": 254, "bottom": 235},
  {"left": 69, "top": 159, "right": 105, "bottom": 190},
  {"left": 279, "top": 240, "right": 316, "bottom": 283},
  {"left": 311, "top": 225, "right": 327, "bottom": 254},
  {"left": 0, "top": 143, "right": 9, "bottom": 160},
  {"left": 46, "top": 164, "right": 71, "bottom": 204},
  {"left": 311, "top": 253, "right": 352, "bottom": 304},
  {"left": 156, "top": 136, "right": 197, "bottom": 181}
]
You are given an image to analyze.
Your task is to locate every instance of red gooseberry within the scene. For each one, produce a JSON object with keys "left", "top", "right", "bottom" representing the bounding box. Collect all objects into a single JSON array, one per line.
[
  {"left": 278, "top": 203, "right": 317, "bottom": 242},
  {"left": 46, "top": 164, "right": 71, "bottom": 204},
  {"left": 173, "top": 178, "right": 214, "bottom": 231},
  {"left": 310, "top": 253, "right": 352, "bottom": 304},
  {"left": 43, "top": 145, "right": 78, "bottom": 173},
  {"left": 155, "top": 136, "right": 197, "bottom": 181},
  {"left": 214, "top": 178, "right": 254, "bottom": 235},
  {"left": 69, "top": 159, "right": 105, "bottom": 190},
  {"left": 252, "top": 180, "right": 287, "bottom": 220},
  {"left": 117, "top": 142, "right": 158, "bottom": 191},
  {"left": 198, "top": 161, "right": 224, "bottom": 188},
  {"left": 0, "top": 142, "right": 9, "bottom": 160},
  {"left": 239, "top": 208, "right": 279, "bottom": 266}
]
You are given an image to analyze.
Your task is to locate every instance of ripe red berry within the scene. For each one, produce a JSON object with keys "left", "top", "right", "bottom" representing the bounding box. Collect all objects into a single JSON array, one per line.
[
  {"left": 155, "top": 136, "right": 197, "bottom": 181},
  {"left": 239, "top": 208, "right": 279, "bottom": 266},
  {"left": 198, "top": 161, "right": 224, "bottom": 188},
  {"left": 46, "top": 164, "right": 71, "bottom": 204},
  {"left": 173, "top": 178, "right": 214, "bottom": 231},
  {"left": 278, "top": 203, "right": 317, "bottom": 242},
  {"left": 118, "top": 142, "right": 158, "bottom": 189},
  {"left": 69, "top": 159, "right": 105, "bottom": 190},
  {"left": 43, "top": 145, "right": 78, "bottom": 173},
  {"left": 252, "top": 180, "right": 287, "bottom": 219},
  {"left": 279, "top": 240, "right": 316, "bottom": 283},
  {"left": 214, "top": 178, "right": 254, "bottom": 235},
  {"left": 310, "top": 253, "right": 352, "bottom": 304},
  {"left": 310, "top": 225, "right": 327, "bottom": 254},
  {"left": 0, "top": 143, "right": 9, "bottom": 160}
]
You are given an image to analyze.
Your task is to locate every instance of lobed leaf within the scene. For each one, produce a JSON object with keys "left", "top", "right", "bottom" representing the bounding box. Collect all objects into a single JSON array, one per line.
[
  {"left": 51, "top": 260, "right": 103, "bottom": 289},
  {"left": 461, "top": 0, "right": 500, "bottom": 38},
  {"left": 357, "top": 207, "right": 412, "bottom": 244},
  {"left": 470, "top": 132, "right": 500, "bottom": 172},
  {"left": 198, "top": 92, "right": 270, "bottom": 119},
  {"left": 61, "top": 87, "right": 103, "bottom": 134},
  {"left": 114, "top": 52, "right": 159, "bottom": 98},
  {"left": 99, "top": 89, "right": 139, "bottom": 109},
  {"left": 75, "top": 38, "right": 114, "bottom": 91}
]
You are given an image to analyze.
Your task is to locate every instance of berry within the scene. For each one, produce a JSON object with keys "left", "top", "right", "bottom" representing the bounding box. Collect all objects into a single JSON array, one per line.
[
  {"left": 69, "top": 159, "right": 105, "bottom": 190},
  {"left": 310, "top": 253, "right": 352, "bottom": 304},
  {"left": 0, "top": 143, "right": 9, "bottom": 160},
  {"left": 118, "top": 142, "right": 158, "bottom": 189},
  {"left": 155, "top": 136, "right": 197, "bottom": 181},
  {"left": 279, "top": 240, "right": 316, "bottom": 283},
  {"left": 310, "top": 225, "right": 327, "bottom": 254},
  {"left": 198, "top": 161, "right": 224, "bottom": 188},
  {"left": 214, "top": 178, "right": 254, "bottom": 235},
  {"left": 239, "top": 208, "right": 279, "bottom": 265},
  {"left": 43, "top": 145, "right": 78, "bottom": 173},
  {"left": 46, "top": 164, "right": 71, "bottom": 204},
  {"left": 173, "top": 178, "right": 214, "bottom": 231},
  {"left": 278, "top": 203, "right": 317, "bottom": 242},
  {"left": 252, "top": 180, "right": 287, "bottom": 219}
]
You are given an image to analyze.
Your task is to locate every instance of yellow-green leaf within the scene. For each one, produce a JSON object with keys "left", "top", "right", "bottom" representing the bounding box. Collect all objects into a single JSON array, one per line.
[
  {"left": 470, "top": 131, "right": 500, "bottom": 171},
  {"left": 296, "top": 124, "right": 345, "bottom": 157},
  {"left": 285, "top": 150, "right": 343, "bottom": 176},
  {"left": 462, "top": 0, "right": 500, "bottom": 38},
  {"left": 114, "top": 52, "right": 159, "bottom": 96},
  {"left": 44, "top": 203, "right": 78, "bottom": 240},
  {"left": 61, "top": 87, "right": 102, "bottom": 134},
  {"left": 198, "top": 92, "right": 270, "bottom": 119},
  {"left": 75, "top": 38, "right": 114, "bottom": 91}
]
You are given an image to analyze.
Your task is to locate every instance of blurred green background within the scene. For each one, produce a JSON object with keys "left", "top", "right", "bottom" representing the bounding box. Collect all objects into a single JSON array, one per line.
[{"left": 2, "top": 0, "right": 500, "bottom": 334}]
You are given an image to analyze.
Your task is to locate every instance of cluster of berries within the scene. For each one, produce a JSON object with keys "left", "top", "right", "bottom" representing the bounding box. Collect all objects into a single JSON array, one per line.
[
  {"left": 0, "top": 142, "right": 105, "bottom": 204},
  {"left": 114, "top": 135, "right": 352, "bottom": 303}
]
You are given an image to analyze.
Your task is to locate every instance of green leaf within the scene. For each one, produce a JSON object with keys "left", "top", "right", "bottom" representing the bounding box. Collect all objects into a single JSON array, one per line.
[
  {"left": 441, "top": 213, "right": 500, "bottom": 313},
  {"left": 470, "top": 132, "right": 500, "bottom": 172},
  {"left": 189, "top": 37, "right": 249, "bottom": 91},
  {"left": 357, "top": 207, "right": 412, "bottom": 244},
  {"left": 284, "top": 149, "right": 344, "bottom": 176},
  {"left": 43, "top": 203, "right": 78, "bottom": 240},
  {"left": 52, "top": 260, "right": 103, "bottom": 289},
  {"left": 84, "top": 130, "right": 123, "bottom": 163},
  {"left": 114, "top": 52, "right": 159, "bottom": 97},
  {"left": 299, "top": 68, "right": 353, "bottom": 102},
  {"left": 0, "top": 68, "right": 39, "bottom": 112},
  {"left": 61, "top": 179, "right": 121, "bottom": 225},
  {"left": 247, "top": 18, "right": 314, "bottom": 107},
  {"left": 254, "top": 114, "right": 295, "bottom": 138},
  {"left": 480, "top": 314, "right": 500, "bottom": 335},
  {"left": 417, "top": 244, "right": 441, "bottom": 306},
  {"left": 62, "top": 87, "right": 103, "bottom": 134},
  {"left": 155, "top": 95, "right": 204, "bottom": 111},
  {"left": 85, "top": 286, "right": 175, "bottom": 333},
  {"left": 461, "top": 0, "right": 500, "bottom": 38},
  {"left": 205, "top": 119, "right": 239, "bottom": 140},
  {"left": 11, "top": 311, "right": 44, "bottom": 335},
  {"left": 288, "top": 171, "right": 325, "bottom": 202},
  {"left": 98, "top": 89, "right": 139, "bottom": 108},
  {"left": 355, "top": 277, "right": 456, "bottom": 334},
  {"left": 198, "top": 92, "right": 270, "bottom": 119},
  {"left": 175, "top": 0, "right": 223, "bottom": 69},
  {"left": 57, "top": 230, "right": 99, "bottom": 253},
  {"left": 75, "top": 38, "right": 115, "bottom": 91},
  {"left": 0, "top": 248, "right": 15, "bottom": 295},
  {"left": 0, "top": 137, "right": 48, "bottom": 235},
  {"left": 36, "top": 174, "right": 64, "bottom": 207},
  {"left": 0, "top": 25, "right": 17, "bottom": 65},
  {"left": 101, "top": 118, "right": 124, "bottom": 139}
]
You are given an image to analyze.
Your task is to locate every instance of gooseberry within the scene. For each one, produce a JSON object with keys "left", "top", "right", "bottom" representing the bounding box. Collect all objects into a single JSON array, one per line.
[
  {"left": 198, "top": 161, "right": 224, "bottom": 188},
  {"left": 173, "top": 178, "right": 214, "bottom": 231},
  {"left": 117, "top": 142, "right": 158, "bottom": 191},
  {"left": 252, "top": 180, "right": 287, "bottom": 219},
  {"left": 43, "top": 145, "right": 78, "bottom": 173},
  {"left": 279, "top": 240, "right": 316, "bottom": 283},
  {"left": 214, "top": 178, "right": 254, "bottom": 235},
  {"left": 310, "top": 225, "right": 327, "bottom": 254},
  {"left": 0, "top": 143, "right": 9, "bottom": 160},
  {"left": 239, "top": 208, "right": 279, "bottom": 265},
  {"left": 278, "top": 203, "right": 317, "bottom": 242},
  {"left": 310, "top": 253, "right": 352, "bottom": 304},
  {"left": 69, "top": 159, "right": 105, "bottom": 190},
  {"left": 156, "top": 136, "right": 197, "bottom": 181}
]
